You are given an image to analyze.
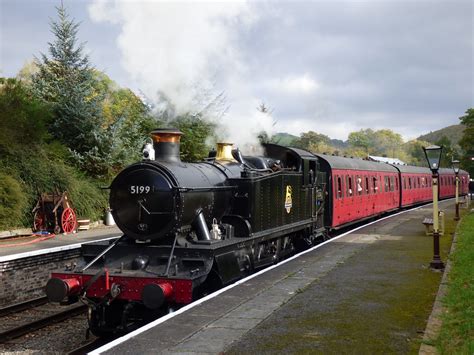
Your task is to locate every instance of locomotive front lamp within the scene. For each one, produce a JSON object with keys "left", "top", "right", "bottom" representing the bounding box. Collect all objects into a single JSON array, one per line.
[
  {"left": 423, "top": 145, "right": 444, "bottom": 270},
  {"left": 452, "top": 159, "right": 460, "bottom": 221}
]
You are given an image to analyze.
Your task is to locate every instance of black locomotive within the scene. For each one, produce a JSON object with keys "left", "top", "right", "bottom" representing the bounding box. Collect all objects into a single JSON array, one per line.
[{"left": 45, "top": 128, "right": 327, "bottom": 335}]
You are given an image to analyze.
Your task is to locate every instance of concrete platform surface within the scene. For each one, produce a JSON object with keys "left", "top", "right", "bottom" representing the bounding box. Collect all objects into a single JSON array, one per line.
[
  {"left": 0, "top": 225, "right": 121, "bottom": 260},
  {"left": 96, "top": 200, "right": 456, "bottom": 354}
]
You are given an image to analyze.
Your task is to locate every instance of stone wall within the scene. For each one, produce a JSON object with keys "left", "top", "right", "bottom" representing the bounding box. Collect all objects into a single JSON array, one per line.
[{"left": 0, "top": 249, "right": 81, "bottom": 307}]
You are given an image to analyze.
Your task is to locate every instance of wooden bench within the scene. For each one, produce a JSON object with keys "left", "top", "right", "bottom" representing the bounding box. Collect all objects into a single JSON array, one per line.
[
  {"left": 459, "top": 198, "right": 470, "bottom": 209},
  {"left": 422, "top": 211, "right": 445, "bottom": 236},
  {"left": 422, "top": 218, "right": 433, "bottom": 236}
]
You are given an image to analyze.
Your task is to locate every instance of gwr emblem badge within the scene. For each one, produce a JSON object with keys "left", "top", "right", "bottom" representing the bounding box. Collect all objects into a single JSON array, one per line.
[{"left": 285, "top": 185, "right": 293, "bottom": 213}]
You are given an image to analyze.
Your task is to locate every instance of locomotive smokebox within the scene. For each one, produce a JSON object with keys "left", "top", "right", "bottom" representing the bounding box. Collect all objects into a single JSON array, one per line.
[{"left": 151, "top": 128, "right": 183, "bottom": 163}]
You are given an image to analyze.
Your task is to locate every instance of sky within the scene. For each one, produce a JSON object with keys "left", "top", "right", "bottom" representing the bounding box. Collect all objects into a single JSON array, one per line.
[{"left": 1, "top": 0, "right": 473, "bottom": 144}]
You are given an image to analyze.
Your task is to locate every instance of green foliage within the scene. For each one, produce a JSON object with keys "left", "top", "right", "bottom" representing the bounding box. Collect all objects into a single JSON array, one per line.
[
  {"left": 0, "top": 172, "right": 28, "bottom": 230},
  {"left": 0, "top": 78, "right": 51, "bottom": 156},
  {"left": 403, "top": 139, "right": 432, "bottom": 166},
  {"left": 347, "top": 129, "right": 404, "bottom": 158},
  {"left": 31, "top": 4, "right": 108, "bottom": 176},
  {"left": 293, "top": 131, "right": 331, "bottom": 152},
  {"left": 418, "top": 124, "right": 465, "bottom": 147},
  {"left": 0, "top": 78, "right": 107, "bottom": 228},
  {"left": 434, "top": 136, "right": 459, "bottom": 168},
  {"left": 172, "top": 114, "right": 216, "bottom": 162},
  {"left": 270, "top": 132, "right": 299, "bottom": 146},
  {"left": 348, "top": 129, "right": 372, "bottom": 154},
  {"left": 458, "top": 108, "right": 474, "bottom": 176}
]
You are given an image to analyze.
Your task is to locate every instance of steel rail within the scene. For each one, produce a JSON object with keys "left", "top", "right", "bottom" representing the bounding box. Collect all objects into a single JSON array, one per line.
[
  {"left": 0, "top": 296, "right": 49, "bottom": 318},
  {"left": 0, "top": 304, "right": 87, "bottom": 343},
  {"left": 67, "top": 337, "right": 116, "bottom": 355}
]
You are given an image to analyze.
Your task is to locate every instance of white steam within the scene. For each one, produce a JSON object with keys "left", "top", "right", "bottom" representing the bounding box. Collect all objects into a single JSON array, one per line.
[{"left": 88, "top": 0, "right": 273, "bottom": 151}]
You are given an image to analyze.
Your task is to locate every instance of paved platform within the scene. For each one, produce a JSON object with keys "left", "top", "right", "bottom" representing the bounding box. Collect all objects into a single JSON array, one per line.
[
  {"left": 95, "top": 200, "right": 456, "bottom": 354},
  {"left": 0, "top": 225, "right": 121, "bottom": 261}
]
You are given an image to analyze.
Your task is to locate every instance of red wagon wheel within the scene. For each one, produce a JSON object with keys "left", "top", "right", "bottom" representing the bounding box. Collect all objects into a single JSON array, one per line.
[
  {"left": 61, "top": 208, "right": 77, "bottom": 234},
  {"left": 33, "top": 211, "right": 46, "bottom": 232}
]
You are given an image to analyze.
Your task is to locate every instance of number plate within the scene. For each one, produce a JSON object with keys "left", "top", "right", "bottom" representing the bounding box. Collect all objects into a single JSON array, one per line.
[{"left": 130, "top": 186, "right": 151, "bottom": 194}]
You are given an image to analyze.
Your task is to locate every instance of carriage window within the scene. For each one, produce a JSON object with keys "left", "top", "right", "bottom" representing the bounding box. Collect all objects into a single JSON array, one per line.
[
  {"left": 356, "top": 176, "right": 363, "bottom": 195},
  {"left": 346, "top": 175, "right": 353, "bottom": 197},
  {"left": 421, "top": 177, "right": 425, "bottom": 188},
  {"left": 384, "top": 176, "right": 388, "bottom": 192},
  {"left": 403, "top": 177, "right": 406, "bottom": 190},
  {"left": 337, "top": 176, "right": 343, "bottom": 199},
  {"left": 389, "top": 176, "right": 394, "bottom": 192},
  {"left": 365, "top": 177, "right": 370, "bottom": 194},
  {"left": 395, "top": 177, "right": 398, "bottom": 191},
  {"left": 373, "top": 177, "right": 378, "bottom": 193}
]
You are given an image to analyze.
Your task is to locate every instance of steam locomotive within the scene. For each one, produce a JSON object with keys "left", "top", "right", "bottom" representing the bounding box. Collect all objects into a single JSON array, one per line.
[
  {"left": 45, "top": 129, "right": 327, "bottom": 335},
  {"left": 45, "top": 128, "right": 469, "bottom": 335}
]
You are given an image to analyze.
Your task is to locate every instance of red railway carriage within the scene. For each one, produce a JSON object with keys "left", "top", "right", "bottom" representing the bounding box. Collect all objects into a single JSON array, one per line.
[
  {"left": 394, "top": 165, "right": 432, "bottom": 208},
  {"left": 438, "top": 168, "right": 456, "bottom": 199},
  {"left": 459, "top": 170, "right": 470, "bottom": 195},
  {"left": 316, "top": 154, "right": 400, "bottom": 229}
]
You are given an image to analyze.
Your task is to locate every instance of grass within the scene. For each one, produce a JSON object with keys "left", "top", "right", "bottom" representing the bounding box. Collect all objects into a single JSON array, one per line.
[{"left": 436, "top": 208, "right": 474, "bottom": 354}]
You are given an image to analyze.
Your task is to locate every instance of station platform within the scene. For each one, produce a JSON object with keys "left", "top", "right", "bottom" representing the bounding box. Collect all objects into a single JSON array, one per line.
[
  {"left": 94, "top": 200, "right": 457, "bottom": 354},
  {"left": 0, "top": 225, "right": 121, "bottom": 262}
]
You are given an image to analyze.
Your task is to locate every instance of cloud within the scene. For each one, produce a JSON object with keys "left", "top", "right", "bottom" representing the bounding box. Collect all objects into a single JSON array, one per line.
[
  {"left": 88, "top": 0, "right": 276, "bottom": 147},
  {"left": 88, "top": 0, "right": 473, "bottom": 143},
  {"left": 265, "top": 74, "right": 320, "bottom": 94}
]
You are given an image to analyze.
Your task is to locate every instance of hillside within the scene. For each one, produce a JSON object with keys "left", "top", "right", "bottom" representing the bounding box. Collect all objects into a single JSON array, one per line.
[
  {"left": 271, "top": 132, "right": 299, "bottom": 146},
  {"left": 417, "top": 124, "right": 464, "bottom": 146}
]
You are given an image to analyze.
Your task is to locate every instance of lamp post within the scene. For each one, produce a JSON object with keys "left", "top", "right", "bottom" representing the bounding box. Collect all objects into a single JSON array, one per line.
[
  {"left": 423, "top": 145, "right": 444, "bottom": 270},
  {"left": 452, "top": 159, "right": 460, "bottom": 221}
]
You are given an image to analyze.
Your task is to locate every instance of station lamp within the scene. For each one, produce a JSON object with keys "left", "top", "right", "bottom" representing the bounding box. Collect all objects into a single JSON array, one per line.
[
  {"left": 452, "top": 159, "right": 460, "bottom": 221},
  {"left": 452, "top": 159, "right": 460, "bottom": 174},
  {"left": 422, "top": 145, "right": 444, "bottom": 270},
  {"left": 423, "top": 145, "right": 443, "bottom": 173}
]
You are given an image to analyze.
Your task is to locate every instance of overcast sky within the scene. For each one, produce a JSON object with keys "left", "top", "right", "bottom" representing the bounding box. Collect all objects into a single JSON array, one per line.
[{"left": 1, "top": 0, "right": 473, "bottom": 142}]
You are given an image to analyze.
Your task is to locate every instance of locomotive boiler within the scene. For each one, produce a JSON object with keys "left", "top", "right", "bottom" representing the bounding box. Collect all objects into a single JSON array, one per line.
[{"left": 45, "top": 129, "right": 327, "bottom": 335}]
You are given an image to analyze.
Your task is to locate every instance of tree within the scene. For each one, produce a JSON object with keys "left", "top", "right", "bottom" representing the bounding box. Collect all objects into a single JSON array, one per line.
[
  {"left": 373, "top": 129, "right": 404, "bottom": 158},
  {"left": 347, "top": 129, "right": 404, "bottom": 158},
  {"left": 32, "top": 4, "right": 106, "bottom": 176},
  {"left": 0, "top": 78, "right": 51, "bottom": 156},
  {"left": 173, "top": 114, "right": 216, "bottom": 162},
  {"left": 458, "top": 108, "right": 474, "bottom": 175},
  {"left": 434, "top": 136, "right": 459, "bottom": 168},
  {"left": 403, "top": 139, "right": 432, "bottom": 166},
  {"left": 294, "top": 131, "right": 331, "bottom": 152},
  {"left": 348, "top": 129, "right": 374, "bottom": 155}
]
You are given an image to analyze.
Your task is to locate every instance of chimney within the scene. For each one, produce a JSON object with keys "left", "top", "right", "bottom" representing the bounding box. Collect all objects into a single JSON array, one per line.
[
  {"left": 216, "top": 143, "right": 236, "bottom": 161},
  {"left": 150, "top": 128, "right": 183, "bottom": 163}
]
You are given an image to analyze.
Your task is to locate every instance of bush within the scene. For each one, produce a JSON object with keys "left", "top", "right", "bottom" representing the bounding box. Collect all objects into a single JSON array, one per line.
[{"left": 0, "top": 172, "right": 28, "bottom": 230}]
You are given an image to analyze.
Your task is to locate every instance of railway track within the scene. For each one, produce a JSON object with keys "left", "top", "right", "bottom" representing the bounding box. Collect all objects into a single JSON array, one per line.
[
  {"left": 68, "top": 336, "right": 117, "bottom": 355},
  {"left": 0, "top": 300, "right": 87, "bottom": 343},
  {"left": 0, "top": 296, "right": 49, "bottom": 317}
]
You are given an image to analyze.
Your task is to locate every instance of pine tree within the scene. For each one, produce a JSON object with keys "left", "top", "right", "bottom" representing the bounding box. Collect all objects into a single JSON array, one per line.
[{"left": 32, "top": 4, "right": 105, "bottom": 175}]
